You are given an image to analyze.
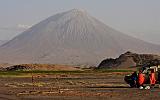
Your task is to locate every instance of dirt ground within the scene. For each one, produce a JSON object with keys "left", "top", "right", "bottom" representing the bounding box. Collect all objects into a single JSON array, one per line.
[{"left": 0, "top": 72, "right": 160, "bottom": 100}]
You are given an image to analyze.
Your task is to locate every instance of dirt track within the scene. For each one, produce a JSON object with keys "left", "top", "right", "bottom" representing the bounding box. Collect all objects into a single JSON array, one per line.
[{"left": 0, "top": 72, "right": 160, "bottom": 100}]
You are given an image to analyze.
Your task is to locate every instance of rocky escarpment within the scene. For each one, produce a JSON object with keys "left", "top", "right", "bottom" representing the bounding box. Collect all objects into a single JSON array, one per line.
[{"left": 98, "top": 51, "right": 160, "bottom": 68}]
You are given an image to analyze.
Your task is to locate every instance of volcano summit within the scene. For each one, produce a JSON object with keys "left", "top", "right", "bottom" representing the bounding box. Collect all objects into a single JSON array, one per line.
[{"left": 0, "top": 9, "right": 160, "bottom": 66}]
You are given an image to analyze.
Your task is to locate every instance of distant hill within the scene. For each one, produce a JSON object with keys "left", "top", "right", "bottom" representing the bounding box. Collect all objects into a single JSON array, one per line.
[
  {"left": 0, "top": 9, "right": 160, "bottom": 66},
  {"left": 98, "top": 51, "right": 160, "bottom": 69},
  {"left": 2, "top": 64, "right": 80, "bottom": 71}
]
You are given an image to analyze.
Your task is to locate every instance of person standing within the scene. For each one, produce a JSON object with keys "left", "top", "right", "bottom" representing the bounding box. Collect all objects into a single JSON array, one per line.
[
  {"left": 138, "top": 70, "right": 145, "bottom": 88},
  {"left": 131, "top": 71, "right": 138, "bottom": 87},
  {"left": 150, "top": 70, "right": 156, "bottom": 87}
]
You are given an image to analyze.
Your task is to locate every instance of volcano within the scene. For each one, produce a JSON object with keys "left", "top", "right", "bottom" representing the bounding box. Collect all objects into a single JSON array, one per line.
[{"left": 0, "top": 9, "right": 160, "bottom": 66}]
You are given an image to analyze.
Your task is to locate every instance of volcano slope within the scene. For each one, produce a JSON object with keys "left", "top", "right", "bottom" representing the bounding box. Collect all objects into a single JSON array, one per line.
[
  {"left": 0, "top": 40, "right": 7, "bottom": 46},
  {"left": 0, "top": 9, "right": 160, "bottom": 66}
]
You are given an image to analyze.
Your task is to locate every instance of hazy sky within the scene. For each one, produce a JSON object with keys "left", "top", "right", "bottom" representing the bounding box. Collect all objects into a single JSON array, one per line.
[{"left": 0, "top": 0, "right": 160, "bottom": 44}]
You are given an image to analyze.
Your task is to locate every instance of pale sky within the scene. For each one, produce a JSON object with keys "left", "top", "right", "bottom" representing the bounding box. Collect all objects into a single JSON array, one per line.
[{"left": 0, "top": 0, "right": 160, "bottom": 44}]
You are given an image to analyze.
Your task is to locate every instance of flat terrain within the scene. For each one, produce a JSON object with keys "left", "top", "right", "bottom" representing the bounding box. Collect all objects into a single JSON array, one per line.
[{"left": 0, "top": 71, "right": 160, "bottom": 100}]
